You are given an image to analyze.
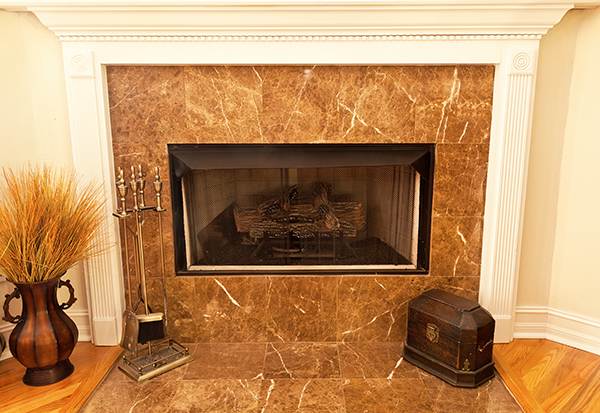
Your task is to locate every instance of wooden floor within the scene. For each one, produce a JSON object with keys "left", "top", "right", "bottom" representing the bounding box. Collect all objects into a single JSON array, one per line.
[
  {"left": 0, "top": 343, "right": 122, "bottom": 413},
  {"left": 494, "top": 339, "right": 600, "bottom": 413},
  {"left": 1, "top": 339, "right": 599, "bottom": 412}
]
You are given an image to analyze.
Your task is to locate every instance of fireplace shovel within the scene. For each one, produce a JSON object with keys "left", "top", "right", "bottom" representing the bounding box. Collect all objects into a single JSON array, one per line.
[{"left": 114, "top": 169, "right": 141, "bottom": 356}]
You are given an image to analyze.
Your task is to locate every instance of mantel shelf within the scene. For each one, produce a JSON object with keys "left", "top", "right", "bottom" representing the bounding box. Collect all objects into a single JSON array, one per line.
[{"left": 1, "top": 1, "right": 588, "bottom": 38}]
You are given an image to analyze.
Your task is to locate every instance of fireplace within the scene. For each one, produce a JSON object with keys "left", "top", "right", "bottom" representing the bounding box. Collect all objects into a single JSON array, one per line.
[
  {"left": 27, "top": 1, "right": 571, "bottom": 345},
  {"left": 169, "top": 143, "right": 434, "bottom": 274}
]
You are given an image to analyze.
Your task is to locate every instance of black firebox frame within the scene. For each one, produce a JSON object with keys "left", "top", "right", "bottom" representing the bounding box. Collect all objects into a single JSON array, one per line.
[{"left": 168, "top": 143, "right": 435, "bottom": 276}]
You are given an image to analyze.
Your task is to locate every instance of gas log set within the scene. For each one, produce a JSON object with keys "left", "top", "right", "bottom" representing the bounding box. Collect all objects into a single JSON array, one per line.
[{"left": 233, "top": 182, "right": 366, "bottom": 261}]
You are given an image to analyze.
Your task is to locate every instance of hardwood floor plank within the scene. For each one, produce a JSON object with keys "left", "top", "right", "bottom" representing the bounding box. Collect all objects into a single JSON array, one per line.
[
  {"left": 2, "top": 383, "right": 77, "bottom": 413},
  {"left": 554, "top": 362, "right": 600, "bottom": 413},
  {"left": 493, "top": 346, "right": 545, "bottom": 413},
  {"left": 521, "top": 343, "right": 574, "bottom": 404},
  {"left": 501, "top": 340, "right": 557, "bottom": 379},
  {"left": 494, "top": 340, "right": 535, "bottom": 376},
  {"left": 541, "top": 351, "right": 600, "bottom": 413},
  {"left": 495, "top": 339, "right": 600, "bottom": 413},
  {"left": 59, "top": 345, "right": 124, "bottom": 412},
  {"left": 0, "top": 343, "right": 122, "bottom": 413}
]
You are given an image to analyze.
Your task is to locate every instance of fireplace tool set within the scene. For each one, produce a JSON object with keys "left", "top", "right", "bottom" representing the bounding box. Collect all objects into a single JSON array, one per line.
[{"left": 113, "top": 165, "right": 193, "bottom": 382}]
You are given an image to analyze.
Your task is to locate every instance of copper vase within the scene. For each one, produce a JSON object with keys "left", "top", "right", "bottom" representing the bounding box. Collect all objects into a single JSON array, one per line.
[{"left": 2, "top": 276, "right": 78, "bottom": 386}]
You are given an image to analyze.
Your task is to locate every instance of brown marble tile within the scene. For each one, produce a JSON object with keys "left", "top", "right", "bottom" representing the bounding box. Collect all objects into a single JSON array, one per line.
[
  {"left": 343, "top": 378, "right": 434, "bottom": 413},
  {"left": 413, "top": 66, "right": 462, "bottom": 144},
  {"left": 338, "top": 342, "right": 409, "bottom": 379},
  {"left": 442, "top": 66, "right": 494, "bottom": 145},
  {"left": 266, "top": 276, "right": 337, "bottom": 342},
  {"left": 258, "top": 379, "right": 346, "bottom": 413},
  {"left": 334, "top": 66, "right": 416, "bottom": 143},
  {"left": 84, "top": 341, "right": 522, "bottom": 412},
  {"left": 184, "top": 343, "right": 266, "bottom": 380},
  {"left": 429, "top": 276, "right": 481, "bottom": 302},
  {"left": 414, "top": 66, "right": 494, "bottom": 145},
  {"left": 164, "top": 277, "right": 199, "bottom": 343},
  {"left": 261, "top": 66, "right": 342, "bottom": 143},
  {"left": 185, "top": 66, "right": 265, "bottom": 144},
  {"left": 80, "top": 369, "right": 142, "bottom": 413},
  {"left": 154, "top": 277, "right": 266, "bottom": 343},
  {"left": 181, "top": 276, "right": 268, "bottom": 342},
  {"left": 336, "top": 276, "right": 430, "bottom": 342},
  {"left": 130, "top": 380, "right": 180, "bottom": 413},
  {"left": 263, "top": 342, "right": 340, "bottom": 379},
  {"left": 418, "top": 370, "right": 522, "bottom": 413},
  {"left": 430, "top": 216, "right": 484, "bottom": 278},
  {"left": 107, "top": 65, "right": 190, "bottom": 145},
  {"left": 168, "top": 379, "right": 262, "bottom": 412},
  {"left": 433, "top": 143, "right": 489, "bottom": 217}
]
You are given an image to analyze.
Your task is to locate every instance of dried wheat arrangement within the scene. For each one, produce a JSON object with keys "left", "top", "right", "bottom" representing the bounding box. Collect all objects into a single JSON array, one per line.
[{"left": 0, "top": 165, "right": 107, "bottom": 283}]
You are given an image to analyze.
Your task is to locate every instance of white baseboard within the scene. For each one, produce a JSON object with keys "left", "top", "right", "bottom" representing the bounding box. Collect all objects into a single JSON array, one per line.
[
  {"left": 0, "top": 324, "right": 13, "bottom": 362},
  {"left": 493, "top": 315, "right": 515, "bottom": 343},
  {"left": 514, "top": 306, "right": 600, "bottom": 355},
  {"left": 67, "top": 309, "right": 93, "bottom": 342},
  {"left": 0, "top": 310, "right": 92, "bottom": 361}
]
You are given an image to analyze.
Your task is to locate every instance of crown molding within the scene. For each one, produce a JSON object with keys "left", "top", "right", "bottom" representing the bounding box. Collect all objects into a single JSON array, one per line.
[{"left": 0, "top": 1, "right": 578, "bottom": 38}]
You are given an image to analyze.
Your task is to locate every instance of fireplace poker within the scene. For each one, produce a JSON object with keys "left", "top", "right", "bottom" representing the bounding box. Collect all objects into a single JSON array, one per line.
[
  {"left": 115, "top": 167, "right": 132, "bottom": 306},
  {"left": 154, "top": 166, "right": 169, "bottom": 337}
]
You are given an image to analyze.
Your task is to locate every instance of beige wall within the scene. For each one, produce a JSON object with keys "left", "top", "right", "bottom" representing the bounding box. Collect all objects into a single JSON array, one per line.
[
  {"left": 518, "top": 7, "right": 600, "bottom": 320},
  {"left": 0, "top": 11, "right": 88, "bottom": 356},
  {"left": 0, "top": 11, "right": 72, "bottom": 166},
  {"left": 548, "top": 7, "right": 600, "bottom": 317}
]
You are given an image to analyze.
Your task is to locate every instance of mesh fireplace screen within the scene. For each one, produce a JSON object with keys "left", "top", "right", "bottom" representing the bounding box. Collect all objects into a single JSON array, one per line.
[{"left": 169, "top": 144, "right": 434, "bottom": 274}]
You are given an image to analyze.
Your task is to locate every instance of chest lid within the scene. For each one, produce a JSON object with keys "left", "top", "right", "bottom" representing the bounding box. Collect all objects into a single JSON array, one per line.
[{"left": 408, "top": 289, "right": 494, "bottom": 343}]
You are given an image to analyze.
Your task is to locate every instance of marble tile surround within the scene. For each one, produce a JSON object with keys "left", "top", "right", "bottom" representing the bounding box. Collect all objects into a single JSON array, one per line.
[{"left": 107, "top": 65, "right": 494, "bottom": 344}]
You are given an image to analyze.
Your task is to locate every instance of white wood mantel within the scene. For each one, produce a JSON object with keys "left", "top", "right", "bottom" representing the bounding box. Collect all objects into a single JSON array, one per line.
[{"left": 2, "top": 0, "right": 595, "bottom": 345}]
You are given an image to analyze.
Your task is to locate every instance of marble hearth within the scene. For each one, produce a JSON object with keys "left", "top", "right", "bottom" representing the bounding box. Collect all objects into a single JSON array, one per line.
[
  {"left": 107, "top": 65, "right": 492, "bottom": 343},
  {"left": 81, "top": 341, "right": 522, "bottom": 412}
]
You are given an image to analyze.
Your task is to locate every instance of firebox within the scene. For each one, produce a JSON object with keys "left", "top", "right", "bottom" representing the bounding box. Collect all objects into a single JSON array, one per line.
[{"left": 169, "top": 144, "right": 434, "bottom": 275}]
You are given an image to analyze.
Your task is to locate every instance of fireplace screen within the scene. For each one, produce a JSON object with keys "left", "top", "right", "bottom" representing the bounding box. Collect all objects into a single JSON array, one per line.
[{"left": 169, "top": 144, "right": 434, "bottom": 274}]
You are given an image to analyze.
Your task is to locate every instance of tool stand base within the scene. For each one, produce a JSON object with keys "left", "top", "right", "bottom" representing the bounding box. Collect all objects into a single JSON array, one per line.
[{"left": 119, "top": 338, "right": 193, "bottom": 383}]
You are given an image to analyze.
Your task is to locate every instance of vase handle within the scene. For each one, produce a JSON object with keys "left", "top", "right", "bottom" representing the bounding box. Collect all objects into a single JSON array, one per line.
[
  {"left": 2, "top": 288, "right": 22, "bottom": 324},
  {"left": 59, "top": 279, "right": 77, "bottom": 310}
]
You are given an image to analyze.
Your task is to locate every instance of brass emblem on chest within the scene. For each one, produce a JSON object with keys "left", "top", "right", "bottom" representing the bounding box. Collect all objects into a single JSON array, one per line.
[{"left": 426, "top": 323, "right": 439, "bottom": 343}]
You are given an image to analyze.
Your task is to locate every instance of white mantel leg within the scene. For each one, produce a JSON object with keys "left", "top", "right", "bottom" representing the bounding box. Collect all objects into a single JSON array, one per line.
[
  {"left": 480, "top": 46, "right": 538, "bottom": 343},
  {"left": 63, "top": 47, "right": 124, "bottom": 346}
]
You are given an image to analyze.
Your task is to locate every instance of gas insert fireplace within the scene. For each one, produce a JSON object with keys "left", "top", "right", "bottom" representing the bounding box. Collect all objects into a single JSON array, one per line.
[{"left": 169, "top": 143, "right": 434, "bottom": 275}]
